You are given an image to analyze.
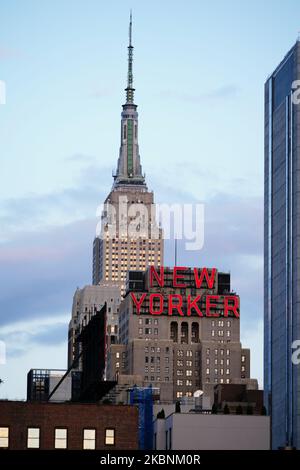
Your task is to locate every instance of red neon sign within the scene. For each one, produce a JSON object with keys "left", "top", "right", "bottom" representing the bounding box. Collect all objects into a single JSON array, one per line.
[{"left": 131, "top": 266, "right": 240, "bottom": 318}]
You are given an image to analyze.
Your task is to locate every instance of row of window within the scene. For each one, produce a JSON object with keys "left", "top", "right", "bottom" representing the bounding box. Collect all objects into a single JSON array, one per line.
[
  {"left": 144, "top": 376, "right": 169, "bottom": 382},
  {"left": 206, "top": 368, "right": 230, "bottom": 375},
  {"left": 139, "top": 328, "right": 159, "bottom": 335},
  {"left": 211, "top": 330, "right": 231, "bottom": 337},
  {"left": 139, "top": 318, "right": 159, "bottom": 325},
  {"left": 177, "top": 350, "right": 194, "bottom": 357},
  {"left": 206, "top": 358, "right": 230, "bottom": 365},
  {"left": 0, "top": 427, "right": 115, "bottom": 449},
  {"left": 206, "top": 348, "right": 230, "bottom": 356},
  {"left": 211, "top": 320, "right": 231, "bottom": 327},
  {"left": 176, "top": 380, "right": 193, "bottom": 386},
  {"left": 205, "top": 378, "right": 230, "bottom": 384}
]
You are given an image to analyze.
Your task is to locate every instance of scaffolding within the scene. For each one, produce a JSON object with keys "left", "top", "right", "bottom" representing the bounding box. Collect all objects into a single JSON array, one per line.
[{"left": 129, "top": 385, "right": 154, "bottom": 450}]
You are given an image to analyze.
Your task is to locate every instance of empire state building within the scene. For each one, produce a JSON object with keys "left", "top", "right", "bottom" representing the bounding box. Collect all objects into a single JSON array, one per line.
[{"left": 92, "top": 14, "right": 163, "bottom": 295}]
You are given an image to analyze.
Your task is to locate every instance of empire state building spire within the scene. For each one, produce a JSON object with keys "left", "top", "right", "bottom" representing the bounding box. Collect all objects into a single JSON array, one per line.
[
  {"left": 113, "top": 12, "right": 146, "bottom": 189},
  {"left": 125, "top": 11, "right": 134, "bottom": 104}
]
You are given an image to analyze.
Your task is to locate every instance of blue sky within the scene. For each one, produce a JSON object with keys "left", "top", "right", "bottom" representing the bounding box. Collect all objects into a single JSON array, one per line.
[{"left": 1, "top": 0, "right": 300, "bottom": 398}]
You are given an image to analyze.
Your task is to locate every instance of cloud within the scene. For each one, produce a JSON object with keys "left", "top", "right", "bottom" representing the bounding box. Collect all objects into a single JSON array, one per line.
[
  {"left": 0, "top": 163, "right": 112, "bottom": 241},
  {"left": 0, "top": 46, "right": 23, "bottom": 60},
  {"left": 159, "top": 84, "right": 239, "bottom": 103},
  {"left": 0, "top": 218, "right": 94, "bottom": 327},
  {"left": 1, "top": 318, "right": 68, "bottom": 360}
]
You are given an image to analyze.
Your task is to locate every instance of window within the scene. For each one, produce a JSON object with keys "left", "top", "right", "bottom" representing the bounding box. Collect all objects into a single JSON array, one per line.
[
  {"left": 241, "top": 355, "right": 245, "bottom": 363},
  {"left": 105, "top": 429, "right": 115, "bottom": 446},
  {"left": 218, "top": 320, "right": 224, "bottom": 327},
  {"left": 211, "top": 330, "right": 215, "bottom": 337},
  {"left": 186, "top": 370, "right": 192, "bottom": 376},
  {"left": 218, "top": 330, "right": 224, "bottom": 337},
  {"left": 139, "top": 318, "right": 143, "bottom": 325},
  {"left": 55, "top": 428, "right": 67, "bottom": 449},
  {"left": 154, "top": 328, "right": 158, "bottom": 335},
  {"left": 206, "top": 368, "right": 210, "bottom": 375},
  {"left": 241, "top": 365, "right": 245, "bottom": 372},
  {"left": 214, "top": 368, "right": 218, "bottom": 375},
  {"left": 0, "top": 427, "right": 9, "bottom": 448},
  {"left": 177, "top": 379, "right": 183, "bottom": 386},
  {"left": 177, "top": 350, "right": 183, "bottom": 357},
  {"left": 116, "top": 352, "right": 120, "bottom": 358},
  {"left": 138, "top": 328, "right": 143, "bottom": 334},
  {"left": 186, "top": 350, "right": 192, "bottom": 357},
  {"left": 27, "top": 428, "right": 40, "bottom": 448},
  {"left": 176, "top": 392, "right": 183, "bottom": 398},
  {"left": 186, "top": 360, "right": 192, "bottom": 367},
  {"left": 177, "top": 370, "right": 183, "bottom": 376},
  {"left": 226, "top": 330, "right": 231, "bottom": 337},
  {"left": 227, "top": 321, "right": 231, "bottom": 327},
  {"left": 214, "top": 358, "right": 218, "bottom": 365},
  {"left": 83, "top": 429, "right": 96, "bottom": 449},
  {"left": 226, "top": 368, "right": 230, "bottom": 375},
  {"left": 226, "top": 349, "right": 230, "bottom": 356},
  {"left": 220, "top": 349, "right": 224, "bottom": 356},
  {"left": 177, "top": 360, "right": 183, "bottom": 367},
  {"left": 186, "top": 380, "right": 192, "bottom": 386},
  {"left": 214, "top": 349, "right": 218, "bottom": 355},
  {"left": 206, "top": 348, "right": 210, "bottom": 355}
]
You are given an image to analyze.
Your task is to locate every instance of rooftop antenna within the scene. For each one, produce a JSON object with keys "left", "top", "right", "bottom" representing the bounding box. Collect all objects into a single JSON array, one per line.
[{"left": 125, "top": 10, "right": 134, "bottom": 103}]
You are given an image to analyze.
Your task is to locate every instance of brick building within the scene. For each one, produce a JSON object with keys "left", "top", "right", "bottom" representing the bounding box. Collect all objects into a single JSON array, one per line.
[
  {"left": 0, "top": 401, "right": 138, "bottom": 450},
  {"left": 106, "top": 267, "right": 258, "bottom": 402}
]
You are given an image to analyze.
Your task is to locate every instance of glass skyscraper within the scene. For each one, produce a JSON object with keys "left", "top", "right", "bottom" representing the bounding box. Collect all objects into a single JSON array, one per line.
[{"left": 264, "top": 40, "right": 300, "bottom": 449}]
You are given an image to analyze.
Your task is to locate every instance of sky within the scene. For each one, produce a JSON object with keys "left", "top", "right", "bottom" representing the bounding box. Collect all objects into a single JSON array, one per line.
[{"left": 0, "top": 0, "right": 300, "bottom": 398}]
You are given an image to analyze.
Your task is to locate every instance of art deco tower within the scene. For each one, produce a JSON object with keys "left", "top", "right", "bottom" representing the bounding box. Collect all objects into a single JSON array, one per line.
[{"left": 93, "top": 14, "right": 163, "bottom": 294}]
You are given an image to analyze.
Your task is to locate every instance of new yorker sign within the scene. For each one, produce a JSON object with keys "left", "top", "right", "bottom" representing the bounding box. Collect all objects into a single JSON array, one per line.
[{"left": 130, "top": 266, "right": 240, "bottom": 318}]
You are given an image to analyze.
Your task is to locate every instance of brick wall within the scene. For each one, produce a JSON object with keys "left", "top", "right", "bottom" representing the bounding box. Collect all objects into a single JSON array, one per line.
[{"left": 0, "top": 401, "right": 138, "bottom": 450}]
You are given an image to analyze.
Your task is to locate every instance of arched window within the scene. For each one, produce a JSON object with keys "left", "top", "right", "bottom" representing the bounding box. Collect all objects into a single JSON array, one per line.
[
  {"left": 170, "top": 322, "right": 178, "bottom": 343},
  {"left": 191, "top": 322, "right": 199, "bottom": 343},
  {"left": 181, "top": 322, "right": 188, "bottom": 344}
]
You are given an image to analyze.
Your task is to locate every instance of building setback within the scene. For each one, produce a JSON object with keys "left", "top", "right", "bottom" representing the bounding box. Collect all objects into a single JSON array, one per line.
[
  {"left": 0, "top": 401, "right": 138, "bottom": 450},
  {"left": 264, "top": 40, "right": 300, "bottom": 449}
]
